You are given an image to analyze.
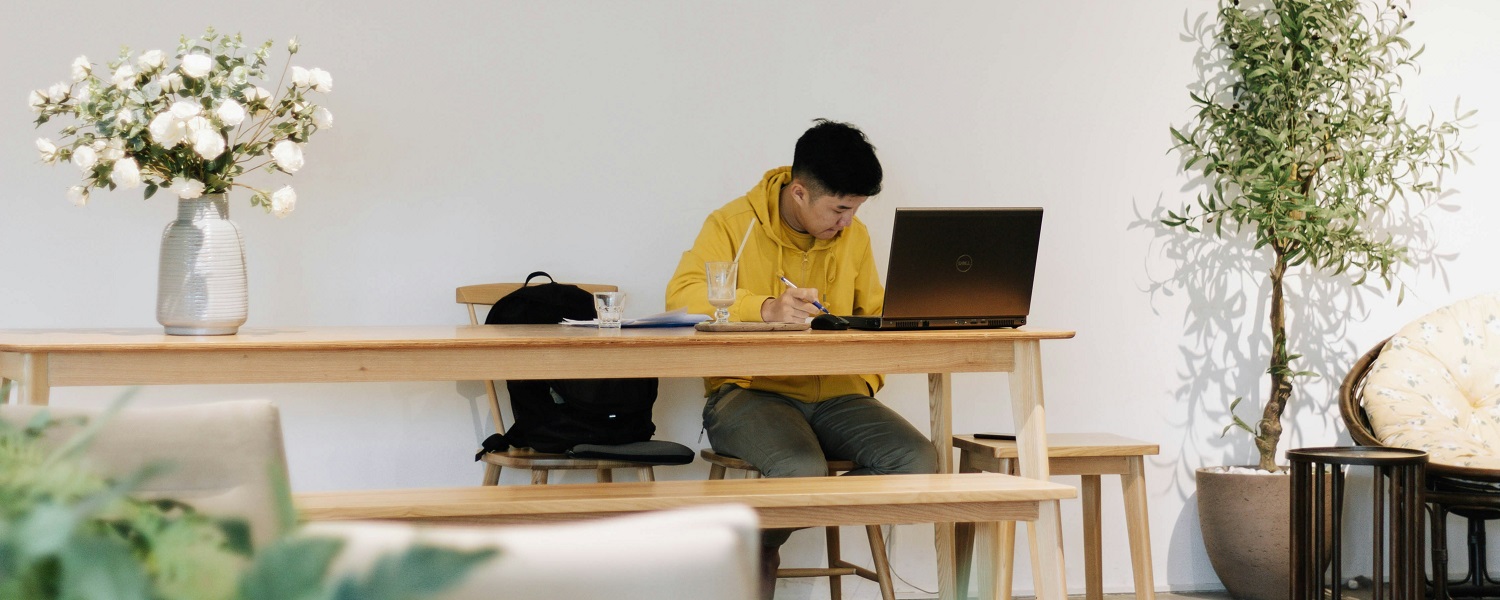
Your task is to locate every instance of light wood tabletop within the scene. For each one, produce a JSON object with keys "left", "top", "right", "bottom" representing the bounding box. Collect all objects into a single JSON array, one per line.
[{"left": 0, "top": 324, "right": 1076, "bottom": 600}]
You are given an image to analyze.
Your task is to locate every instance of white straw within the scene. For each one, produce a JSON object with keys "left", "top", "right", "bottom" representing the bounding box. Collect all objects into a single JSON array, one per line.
[{"left": 734, "top": 218, "right": 756, "bottom": 262}]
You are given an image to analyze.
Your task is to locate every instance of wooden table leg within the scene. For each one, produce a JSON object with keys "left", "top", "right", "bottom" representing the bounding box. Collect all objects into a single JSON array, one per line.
[
  {"left": 1010, "top": 340, "right": 1066, "bottom": 600},
  {"left": 929, "top": 372, "right": 956, "bottom": 600},
  {"left": 14, "top": 353, "right": 50, "bottom": 406}
]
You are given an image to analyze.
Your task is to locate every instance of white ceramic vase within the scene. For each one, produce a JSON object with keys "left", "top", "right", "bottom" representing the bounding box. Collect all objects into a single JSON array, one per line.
[{"left": 156, "top": 194, "right": 247, "bottom": 335}]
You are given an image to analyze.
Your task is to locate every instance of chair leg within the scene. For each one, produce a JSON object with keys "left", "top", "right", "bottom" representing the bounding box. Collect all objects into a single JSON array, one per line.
[
  {"left": 1121, "top": 456, "right": 1157, "bottom": 600},
  {"left": 639, "top": 466, "right": 655, "bottom": 481},
  {"left": 827, "top": 527, "right": 843, "bottom": 600},
  {"left": 709, "top": 463, "right": 727, "bottom": 480},
  {"left": 531, "top": 469, "right": 549, "bottom": 485},
  {"left": 998, "top": 519, "right": 1017, "bottom": 600},
  {"left": 596, "top": 469, "right": 612, "bottom": 483},
  {"left": 865, "top": 525, "right": 896, "bottom": 600},
  {"left": 481, "top": 463, "right": 501, "bottom": 486},
  {"left": 1082, "top": 474, "right": 1103, "bottom": 600}
]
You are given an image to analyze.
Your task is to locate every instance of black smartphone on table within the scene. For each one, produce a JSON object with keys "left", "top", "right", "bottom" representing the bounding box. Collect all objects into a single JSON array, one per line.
[{"left": 973, "top": 433, "right": 1016, "bottom": 441}]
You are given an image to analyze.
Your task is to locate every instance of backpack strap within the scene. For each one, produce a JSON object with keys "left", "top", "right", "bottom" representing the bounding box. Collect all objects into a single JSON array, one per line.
[{"left": 524, "top": 271, "right": 554, "bottom": 286}]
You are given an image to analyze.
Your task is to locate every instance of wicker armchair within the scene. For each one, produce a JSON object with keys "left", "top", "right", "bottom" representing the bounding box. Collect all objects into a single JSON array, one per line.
[{"left": 1341, "top": 336, "right": 1500, "bottom": 598}]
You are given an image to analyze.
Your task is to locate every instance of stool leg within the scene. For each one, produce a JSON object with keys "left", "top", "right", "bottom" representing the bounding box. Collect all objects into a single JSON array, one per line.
[
  {"left": 1121, "top": 456, "right": 1156, "bottom": 600},
  {"left": 827, "top": 526, "right": 843, "bottom": 600},
  {"left": 531, "top": 469, "right": 549, "bottom": 485},
  {"left": 866, "top": 525, "right": 896, "bottom": 600},
  {"left": 955, "top": 450, "right": 980, "bottom": 600},
  {"left": 709, "top": 463, "right": 727, "bottom": 480},
  {"left": 596, "top": 469, "right": 613, "bottom": 483},
  {"left": 481, "top": 463, "right": 501, "bottom": 486},
  {"left": 998, "top": 457, "right": 1018, "bottom": 600},
  {"left": 638, "top": 467, "right": 654, "bottom": 482},
  {"left": 1082, "top": 474, "right": 1103, "bottom": 600}
]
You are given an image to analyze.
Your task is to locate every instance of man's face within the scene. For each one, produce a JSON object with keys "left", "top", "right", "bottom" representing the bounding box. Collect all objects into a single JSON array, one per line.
[{"left": 792, "top": 186, "right": 868, "bottom": 240}]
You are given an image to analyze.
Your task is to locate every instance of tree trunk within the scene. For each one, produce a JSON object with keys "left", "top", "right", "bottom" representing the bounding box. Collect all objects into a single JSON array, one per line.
[{"left": 1257, "top": 247, "right": 1292, "bottom": 472}]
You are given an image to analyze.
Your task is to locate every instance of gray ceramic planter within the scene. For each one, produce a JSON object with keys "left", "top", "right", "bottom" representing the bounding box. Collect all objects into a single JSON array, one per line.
[{"left": 1197, "top": 466, "right": 1335, "bottom": 600}]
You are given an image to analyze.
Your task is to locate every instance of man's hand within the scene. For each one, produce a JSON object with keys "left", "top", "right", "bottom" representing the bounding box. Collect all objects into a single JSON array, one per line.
[{"left": 761, "top": 287, "right": 822, "bottom": 323}]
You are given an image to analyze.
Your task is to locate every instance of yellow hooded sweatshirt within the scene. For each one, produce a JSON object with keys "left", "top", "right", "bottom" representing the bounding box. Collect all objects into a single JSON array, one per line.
[{"left": 666, "top": 167, "right": 885, "bottom": 402}]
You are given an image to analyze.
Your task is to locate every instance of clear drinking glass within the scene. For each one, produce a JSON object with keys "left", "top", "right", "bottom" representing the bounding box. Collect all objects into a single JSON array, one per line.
[
  {"left": 705, "top": 261, "right": 738, "bottom": 325},
  {"left": 593, "top": 291, "right": 626, "bottom": 329}
]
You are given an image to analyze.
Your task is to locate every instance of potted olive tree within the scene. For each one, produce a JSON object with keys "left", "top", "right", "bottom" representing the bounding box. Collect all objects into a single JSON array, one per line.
[{"left": 1167, "top": 1, "right": 1469, "bottom": 598}]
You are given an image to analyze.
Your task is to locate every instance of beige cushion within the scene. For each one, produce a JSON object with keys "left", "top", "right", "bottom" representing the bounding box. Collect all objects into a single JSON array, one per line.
[
  {"left": 1363, "top": 293, "right": 1500, "bottom": 468},
  {"left": 304, "top": 504, "right": 759, "bottom": 600},
  {"left": 0, "top": 400, "right": 290, "bottom": 546}
]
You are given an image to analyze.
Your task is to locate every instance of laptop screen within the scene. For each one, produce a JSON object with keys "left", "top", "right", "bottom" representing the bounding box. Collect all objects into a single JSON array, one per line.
[{"left": 881, "top": 208, "right": 1043, "bottom": 320}]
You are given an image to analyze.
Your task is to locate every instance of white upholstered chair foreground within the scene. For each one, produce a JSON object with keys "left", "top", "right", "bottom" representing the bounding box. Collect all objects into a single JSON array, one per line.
[
  {"left": 306, "top": 504, "right": 761, "bottom": 600},
  {"left": 0, "top": 399, "right": 290, "bottom": 547}
]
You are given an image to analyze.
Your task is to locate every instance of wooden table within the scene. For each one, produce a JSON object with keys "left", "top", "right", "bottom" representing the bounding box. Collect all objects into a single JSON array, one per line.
[{"left": 0, "top": 325, "right": 1074, "bottom": 600}]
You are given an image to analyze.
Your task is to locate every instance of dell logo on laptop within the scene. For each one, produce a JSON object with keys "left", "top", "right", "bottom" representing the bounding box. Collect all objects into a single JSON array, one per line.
[{"left": 955, "top": 254, "right": 973, "bottom": 272}]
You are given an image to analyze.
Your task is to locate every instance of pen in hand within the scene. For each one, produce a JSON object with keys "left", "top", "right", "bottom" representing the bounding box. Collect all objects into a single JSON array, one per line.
[{"left": 777, "top": 276, "right": 831, "bottom": 315}]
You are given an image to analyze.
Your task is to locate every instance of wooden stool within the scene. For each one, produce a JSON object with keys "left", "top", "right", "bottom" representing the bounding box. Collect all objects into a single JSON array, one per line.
[
  {"left": 953, "top": 433, "right": 1157, "bottom": 600},
  {"left": 701, "top": 449, "right": 896, "bottom": 600}
]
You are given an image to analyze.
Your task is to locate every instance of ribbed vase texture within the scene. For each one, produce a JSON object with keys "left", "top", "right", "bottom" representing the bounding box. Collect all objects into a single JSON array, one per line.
[{"left": 156, "top": 194, "right": 247, "bottom": 335}]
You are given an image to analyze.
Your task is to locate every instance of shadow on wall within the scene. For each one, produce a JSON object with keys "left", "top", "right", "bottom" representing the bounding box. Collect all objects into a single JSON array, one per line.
[{"left": 1132, "top": 8, "right": 1457, "bottom": 502}]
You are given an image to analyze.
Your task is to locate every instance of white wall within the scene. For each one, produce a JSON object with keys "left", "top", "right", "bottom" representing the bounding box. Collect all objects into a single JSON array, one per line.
[{"left": 5, "top": 2, "right": 1500, "bottom": 597}]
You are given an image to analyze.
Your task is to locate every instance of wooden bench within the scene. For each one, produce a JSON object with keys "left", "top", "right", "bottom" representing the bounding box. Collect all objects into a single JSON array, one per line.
[{"left": 296, "top": 472, "right": 1075, "bottom": 529}]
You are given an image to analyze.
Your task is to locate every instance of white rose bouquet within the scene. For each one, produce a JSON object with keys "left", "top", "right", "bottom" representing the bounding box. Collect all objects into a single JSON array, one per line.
[{"left": 28, "top": 27, "right": 332, "bottom": 218}]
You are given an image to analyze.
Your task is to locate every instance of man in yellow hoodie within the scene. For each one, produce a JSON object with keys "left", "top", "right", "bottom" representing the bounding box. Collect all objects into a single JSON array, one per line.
[{"left": 666, "top": 120, "right": 939, "bottom": 598}]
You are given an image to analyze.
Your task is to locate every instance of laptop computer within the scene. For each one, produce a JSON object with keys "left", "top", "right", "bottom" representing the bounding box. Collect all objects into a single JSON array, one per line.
[{"left": 842, "top": 207, "right": 1043, "bottom": 330}]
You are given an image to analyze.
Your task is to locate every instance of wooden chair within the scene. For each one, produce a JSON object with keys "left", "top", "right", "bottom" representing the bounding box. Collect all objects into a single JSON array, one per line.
[
  {"left": 952, "top": 433, "right": 1157, "bottom": 600},
  {"left": 700, "top": 449, "right": 896, "bottom": 600},
  {"left": 459, "top": 282, "right": 657, "bottom": 485}
]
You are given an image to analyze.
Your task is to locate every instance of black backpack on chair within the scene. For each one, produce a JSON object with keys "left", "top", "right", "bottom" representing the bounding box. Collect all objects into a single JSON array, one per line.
[{"left": 480, "top": 272, "right": 661, "bottom": 454}]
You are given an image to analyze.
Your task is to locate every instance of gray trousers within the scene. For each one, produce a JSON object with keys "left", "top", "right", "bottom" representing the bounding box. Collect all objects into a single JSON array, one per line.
[{"left": 703, "top": 384, "right": 941, "bottom": 547}]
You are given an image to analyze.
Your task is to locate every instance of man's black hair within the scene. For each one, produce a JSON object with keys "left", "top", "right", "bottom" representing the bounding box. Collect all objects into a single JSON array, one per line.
[{"left": 791, "top": 119, "right": 882, "bottom": 197}]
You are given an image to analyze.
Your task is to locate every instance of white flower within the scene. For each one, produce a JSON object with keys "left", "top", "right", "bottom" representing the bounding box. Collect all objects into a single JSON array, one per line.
[
  {"left": 46, "top": 82, "right": 69, "bottom": 102},
  {"left": 111, "top": 65, "right": 137, "bottom": 90},
  {"left": 28, "top": 89, "right": 47, "bottom": 112},
  {"left": 137, "top": 50, "right": 165, "bottom": 70},
  {"left": 181, "top": 53, "right": 213, "bottom": 79},
  {"left": 71, "top": 56, "right": 91, "bottom": 82},
  {"left": 291, "top": 66, "right": 310, "bottom": 87},
  {"left": 184, "top": 115, "right": 213, "bottom": 134},
  {"left": 161, "top": 73, "right": 184, "bottom": 93},
  {"left": 67, "top": 186, "right": 89, "bottom": 206},
  {"left": 169, "top": 178, "right": 205, "bottom": 199},
  {"left": 191, "top": 128, "right": 225, "bottom": 160},
  {"left": 215, "top": 99, "right": 246, "bottom": 127},
  {"left": 99, "top": 138, "right": 126, "bottom": 161},
  {"left": 288, "top": 37, "right": 300, "bottom": 54},
  {"left": 76, "top": 85, "right": 93, "bottom": 103},
  {"left": 313, "top": 106, "right": 333, "bottom": 129},
  {"left": 148, "top": 111, "right": 188, "bottom": 147},
  {"left": 35, "top": 138, "right": 57, "bottom": 163},
  {"left": 141, "top": 80, "right": 162, "bottom": 100},
  {"left": 271, "top": 185, "right": 296, "bottom": 218},
  {"left": 110, "top": 156, "right": 142, "bottom": 189},
  {"left": 308, "top": 68, "right": 333, "bottom": 92},
  {"left": 169, "top": 100, "right": 201, "bottom": 119},
  {"left": 72, "top": 145, "right": 98, "bottom": 171},
  {"left": 271, "top": 140, "right": 304, "bottom": 172},
  {"left": 241, "top": 85, "right": 268, "bottom": 102}
]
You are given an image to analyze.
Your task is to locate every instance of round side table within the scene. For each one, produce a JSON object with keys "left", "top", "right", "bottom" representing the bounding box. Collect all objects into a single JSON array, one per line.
[{"left": 1288, "top": 446, "right": 1427, "bottom": 600}]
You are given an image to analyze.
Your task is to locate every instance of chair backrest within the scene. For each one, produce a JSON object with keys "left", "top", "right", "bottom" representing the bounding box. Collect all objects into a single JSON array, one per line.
[
  {"left": 456, "top": 281, "right": 618, "bottom": 436},
  {"left": 305, "top": 504, "right": 760, "bottom": 600},
  {"left": 0, "top": 400, "right": 291, "bottom": 547},
  {"left": 1338, "top": 337, "right": 1388, "bottom": 448}
]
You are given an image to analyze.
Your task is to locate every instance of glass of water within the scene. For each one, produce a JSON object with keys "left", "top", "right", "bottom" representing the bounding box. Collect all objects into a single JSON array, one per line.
[
  {"left": 705, "top": 261, "right": 737, "bottom": 325},
  {"left": 593, "top": 292, "right": 626, "bottom": 328}
]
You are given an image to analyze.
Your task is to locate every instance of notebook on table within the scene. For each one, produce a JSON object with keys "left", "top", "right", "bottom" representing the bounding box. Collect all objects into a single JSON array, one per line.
[{"left": 842, "top": 207, "right": 1043, "bottom": 330}]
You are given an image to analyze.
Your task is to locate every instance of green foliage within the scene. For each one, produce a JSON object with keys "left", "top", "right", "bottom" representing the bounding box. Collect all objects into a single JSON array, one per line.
[
  {"left": 0, "top": 403, "right": 495, "bottom": 600},
  {"left": 1168, "top": 0, "right": 1471, "bottom": 470}
]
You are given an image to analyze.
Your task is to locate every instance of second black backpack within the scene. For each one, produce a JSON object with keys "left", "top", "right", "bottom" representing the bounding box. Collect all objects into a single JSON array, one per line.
[{"left": 483, "top": 272, "right": 659, "bottom": 453}]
